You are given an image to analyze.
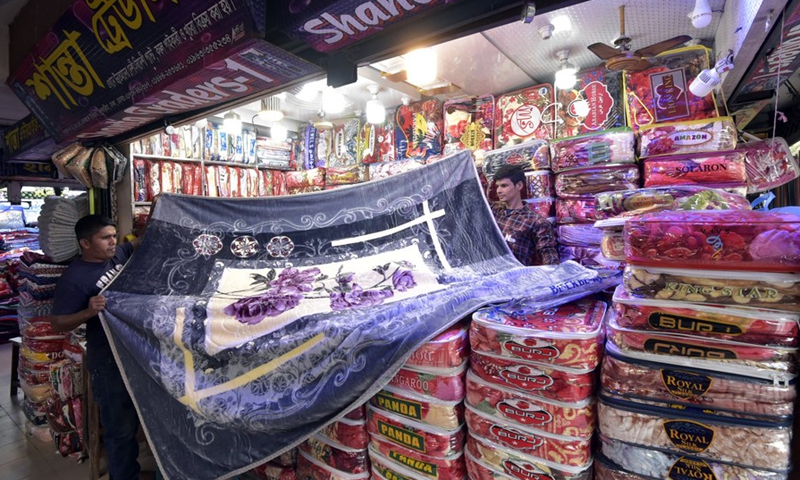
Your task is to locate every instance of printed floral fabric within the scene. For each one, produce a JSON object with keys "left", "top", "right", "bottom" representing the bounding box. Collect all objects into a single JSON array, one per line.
[{"left": 100, "top": 152, "right": 609, "bottom": 480}]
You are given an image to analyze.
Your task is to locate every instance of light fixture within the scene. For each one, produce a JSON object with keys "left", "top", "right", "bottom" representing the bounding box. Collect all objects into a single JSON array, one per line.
[
  {"left": 164, "top": 123, "right": 176, "bottom": 135},
  {"left": 689, "top": 0, "right": 713, "bottom": 29},
  {"left": 270, "top": 124, "right": 288, "bottom": 142},
  {"left": 194, "top": 118, "right": 207, "bottom": 129},
  {"left": 313, "top": 111, "right": 333, "bottom": 131},
  {"left": 259, "top": 96, "right": 284, "bottom": 122},
  {"left": 520, "top": 0, "right": 536, "bottom": 23},
  {"left": 365, "top": 85, "right": 386, "bottom": 124},
  {"left": 538, "top": 24, "right": 554, "bottom": 40},
  {"left": 554, "top": 49, "right": 578, "bottom": 90},
  {"left": 322, "top": 86, "right": 346, "bottom": 114},
  {"left": 223, "top": 111, "right": 242, "bottom": 136},
  {"left": 689, "top": 49, "right": 734, "bottom": 97},
  {"left": 296, "top": 80, "right": 326, "bottom": 101},
  {"left": 401, "top": 95, "right": 411, "bottom": 106},
  {"left": 551, "top": 15, "right": 572, "bottom": 33},
  {"left": 405, "top": 48, "right": 437, "bottom": 86}
]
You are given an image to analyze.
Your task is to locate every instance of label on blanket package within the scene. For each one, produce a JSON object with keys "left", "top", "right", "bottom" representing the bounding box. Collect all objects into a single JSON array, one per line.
[
  {"left": 499, "top": 366, "right": 554, "bottom": 391},
  {"left": 650, "top": 68, "right": 691, "bottom": 122},
  {"left": 375, "top": 463, "right": 415, "bottom": 480},
  {"left": 502, "top": 339, "right": 561, "bottom": 362},
  {"left": 663, "top": 420, "right": 715, "bottom": 453},
  {"left": 388, "top": 450, "right": 437, "bottom": 477},
  {"left": 497, "top": 399, "right": 553, "bottom": 427},
  {"left": 667, "top": 130, "right": 713, "bottom": 147},
  {"left": 490, "top": 424, "right": 544, "bottom": 450},
  {"left": 378, "top": 420, "right": 425, "bottom": 453},
  {"left": 643, "top": 339, "right": 737, "bottom": 359},
  {"left": 375, "top": 393, "right": 423, "bottom": 421},
  {"left": 647, "top": 312, "right": 743, "bottom": 335},
  {"left": 502, "top": 459, "right": 555, "bottom": 480},
  {"left": 660, "top": 370, "right": 713, "bottom": 398},
  {"left": 668, "top": 457, "right": 718, "bottom": 480}
]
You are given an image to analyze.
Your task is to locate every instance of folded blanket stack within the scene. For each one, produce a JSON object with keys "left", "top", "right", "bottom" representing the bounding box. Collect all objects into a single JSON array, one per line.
[{"left": 38, "top": 194, "right": 89, "bottom": 263}]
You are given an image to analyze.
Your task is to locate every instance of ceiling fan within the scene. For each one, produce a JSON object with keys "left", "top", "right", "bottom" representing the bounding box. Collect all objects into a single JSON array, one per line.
[{"left": 588, "top": 5, "right": 692, "bottom": 71}]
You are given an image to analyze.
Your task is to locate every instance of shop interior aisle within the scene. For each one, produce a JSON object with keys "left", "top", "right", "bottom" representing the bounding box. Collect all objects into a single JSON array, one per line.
[{"left": 0, "top": 341, "right": 91, "bottom": 480}]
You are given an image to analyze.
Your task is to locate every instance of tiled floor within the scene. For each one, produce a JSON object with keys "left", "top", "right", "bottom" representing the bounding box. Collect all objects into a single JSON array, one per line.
[{"left": 0, "top": 342, "right": 92, "bottom": 480}]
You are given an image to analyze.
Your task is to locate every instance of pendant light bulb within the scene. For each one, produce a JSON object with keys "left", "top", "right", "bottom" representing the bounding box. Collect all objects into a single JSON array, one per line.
[
  {"left": 690, "top": 0, "right": 713, "bottom": 29},
  {"left": 405, "top": 48, "right": 438, "bottom": 86},
  {"left": 365, "top": 85, "right": 386, "bottom": 124},
  {"left": 554, "top": 50, "right": 578, "bottom": 90}
]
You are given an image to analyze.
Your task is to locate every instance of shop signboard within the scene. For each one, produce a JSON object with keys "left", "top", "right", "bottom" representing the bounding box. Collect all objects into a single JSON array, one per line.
[
  {"left": 8, "top": 0, "right": 322, "bottom": 142},
  {"left": 2, "top": 161, "right": 59, "bottom": 180},
  {"left": 273, "top": 0, "right": 454, "bottom": 52},
  {"left": 2, "top": 115, "right": 50, "bottom": 162},
  {"left": 731, "top": 0, "right": 800, "bottom": 101}
]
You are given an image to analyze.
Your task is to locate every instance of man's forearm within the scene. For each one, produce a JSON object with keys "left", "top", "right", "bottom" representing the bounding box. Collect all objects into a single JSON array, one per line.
[{"left": 50, "top": 310, "right": 94, "bottom": 332}]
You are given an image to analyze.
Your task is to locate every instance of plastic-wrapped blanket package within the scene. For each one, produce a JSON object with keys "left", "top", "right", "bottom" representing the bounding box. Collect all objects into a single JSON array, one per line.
[
  {"left": 594, "top": 186, "right": 751, "bottom": 218},
  {"left": 464, "top": 403, "right": 592, "bottom": 467},
  {"left": 642, "top": 151, "right": 747, "bottom": 188},
  {"left": 369, "top": 435, "right": 466, "bottom": 480},
  {"left": 624, "top": 210, "right": 800, "bottom": 272},
  {"left": 367, "top": 161, "right": 425, "bottom": 181},
  {"left": 49, "top": 359, "right": 83, "bottom": 401},
  {"left": 466, "top": 434, "right": 592, "bottom": 480},
  {"left": 555, "top": 66, "right": 626, "bottom": 138},
  {"left": 369, "top": 446, "right": 439, "bottom": 480},
  {"left": 556, "top": 196, "right": 607, "bottom": 224},
  {"left": 741, "top": 138, "right": 800, "bottom": 193},
  {"left": 317, "top": 417, "right": 369, "bottom": 450},
  {"left": 622, "top": 265, "right": 800, "bottom": 312},
  {"left": 465, "top": 370, "right": 595, "bottom": 439},
  {"left": 359, "top": 121, "right": 395, "bottom": 164},
  {"left": 524, "top": 170, "right": 554, "bottom": 198},
  {"left": 624, "top": 46, "right": 718, "bottom": 129},
  {"left": 405, "top": 322, "right": 469, "bottom": 369},
  {"left": 601, "top": 342, "right": 795, "bottom": 419},
  {"left": 325, "top": 166, "right": 365, "bottom": 186},
  {"left": 482, "top": 140, "right": 551, "bottom": 179},
  {"left": 557, "top": 224, "right": 604, "bottom": 246},
  {"left": 470, "top": 350, "right": 595, "bottom": 403},
  {"left": 371, "top": 386, "right": 463, "bottom": 430},
  {"left": 558, "top": 245, "right": 624, "bottom": 271},
  {"left": 395, "top": 100, "right": 444, "bottom": 161},
  {"left": 366, "top": 406, "right": 465, "bottom": 458},
  {"left": 601, "top": 233, "right": 625, "bottom": 261},
  {"left": 598, "top": 435, "right": 787, "bottom": 480},
  {"left": 597, "top": 395, "right": 792, "bottom": 471},
  {"left": 555, "top": 165, "right": 640, "bottom": 197},
  {"left": 495, "top": 84, "right": 556, "bottom": 147},
  {"left": 22, "top": 399, "right": 47, "bottom": 426},
  {"left": 465, "top": 448, "right": 521, "bottom": 480},
  {"left": 296, "top": 450, "right": 368, "bottom": 480},
  {"left": 636, "top": 117, "right": 737, "bottom": 158},
  {"left": 250, "top": 461, "right": 296, "bottom": 480},
  {"left": 594, "top": 455, "right": 650, "bottom": 480},
  {"left": 612, "top": 285, "right": 799, "bottom": 346},
  {"left": 387, "top": 363, "right": 466, "bottom": 402},
  {"left": 284, "top": 168, "right": 326, "bottom": 195},
  {"left": 443, "top": 96, "right": 495, "bottom": 161},
  {"left": 470, "top": 298, "right": 607, "bottom": 370},
  {"left": 527, "top": 197, "right": 555, "bottom": 219},
  {"left": 550, "top": 128, "right": 635, "bottom": 173},
  {"left": 298, "top": 435, "right": 368, "bottom": 474}
]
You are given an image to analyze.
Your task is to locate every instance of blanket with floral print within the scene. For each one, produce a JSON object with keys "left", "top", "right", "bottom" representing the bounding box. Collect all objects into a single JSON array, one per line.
[{"left": 100, "top": 151, "right": 611, "bottom": 480}]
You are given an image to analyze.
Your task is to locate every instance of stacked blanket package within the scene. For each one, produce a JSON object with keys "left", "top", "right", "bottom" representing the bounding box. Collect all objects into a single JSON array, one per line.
[
  {"left": 367, "top": 321, "right": 470, "bottom": 480},
  {"left": 464, "top": 299, "right": 605, "bottom": 480},
  {"left": 595, "top": 209, "right": 800, "bottom": 479},
  {"left": 38, "top": 194, "right": 89, "bottom": 263}
]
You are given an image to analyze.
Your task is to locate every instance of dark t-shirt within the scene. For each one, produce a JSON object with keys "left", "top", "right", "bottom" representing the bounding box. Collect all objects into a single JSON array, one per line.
[{"left": 52, "top": 243, "right": 134, "bottom": 362}]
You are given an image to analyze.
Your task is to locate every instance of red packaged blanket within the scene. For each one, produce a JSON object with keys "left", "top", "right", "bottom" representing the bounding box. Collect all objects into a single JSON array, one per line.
[
  {"left": 495, "top": 84, "right": 557, "bottom": 147},
  {"left": 642, "top": 152, "right": 747, "bottom": 188},
  {"left": 367, "top": 406, "right": 465, "bottom": 458},
  {"left": 405, "top": 321, "right": 469, "bottom": 370}
]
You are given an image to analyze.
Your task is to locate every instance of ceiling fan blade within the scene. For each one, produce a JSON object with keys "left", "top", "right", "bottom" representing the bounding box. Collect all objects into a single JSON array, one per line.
[
  {"left": 635, "top": 35, "right": 692, "bottom": 58},
  {"left": 588, "top": 43, "right": 622, "bottom": 60}
]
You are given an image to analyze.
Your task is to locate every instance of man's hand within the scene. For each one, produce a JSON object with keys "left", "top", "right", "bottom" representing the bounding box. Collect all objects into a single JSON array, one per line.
[{"left": 87, "top": 295, "right": 106, "bottom": 314}]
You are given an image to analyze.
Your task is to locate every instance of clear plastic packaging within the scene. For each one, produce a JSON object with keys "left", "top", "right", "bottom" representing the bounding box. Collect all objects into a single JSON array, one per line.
[
  {"left": 296, "top": 450, "right": 369, "bottom": 480},
  {"left": 369, "top": 435, "right": 466, "bottom": 480},
  {"left": 465, "top": 370, "right": 595, "bottom": 439},
  {"left": 495, "top": 84, "right": 556, "bottom": 147},
  {"left": 557, "top": 224, "right": 605, "bottom": 246},
  {"left": 250, "top": 461, "right": 297, "bottom": 480},
  {"left": 465, "top": 448, "right": 514, "bottom": 480},
  {"left": 599, "top": 435, "right": 787, "bottom": 480},
  {"left": 464, "top": 403, "right": 592, "bottom": 467},
  {"left": 317, "top": 417, "right": 368, "bottom": 450},
  {"left": 622, "top": 264, "right": 800, "bottom": 312},
  {"left": 525, "top": 197, "right": 555, "bottom": 218},
  {"left": 624, "top": 210, "right": 800, "bottom": 272},
  {"left": 370, "top": 385, "right": 464, "bottom": 430},
  {"left": 388, "top": 363, "right": 466, "bottom": 402},
  {"left": 298, "top": 435, "right": 368, "bottom": 474},
  {"left": 395, "top": 100, "right": 444, "bottom": 161},
  {"left": 642, "top": 152, "right": 747, "bottom": 188},
  {"left": 594, "top": 455, "right": 650, "bottom": 480},
  {"left": 601, "top": 233, "right": 625, "bottom": 261},
  {"left": 470, "top": 298, "right": 607, "bottom": 370},
  {"left": 558, "top": 245, "right": 625, "bottom": 271},
  {"left": 597, "top": 395, "right": 792, "bottom": 471},
  {"left": 366, "top": 405, "right": 465, "bottom": 458},
  {"left": 556, "top": 196, "right": 608, "bottom": 224},
  {"left": 550, "top": 128, "right": 636, "bottom": 173},
  {"left": 606, "top": 312, "right": 798, "bottom": 372},
  {"left": 601, "top": 342, "right": 795, "bottom": 419},
  {"left": 741, "top": 138, "right": 800, "bottom": 193},
  {"left": 369, "top": 447, "right": 429, "bottom": 480},
  {"left": 525, "top": 170, "right": 555, "bottom": 198},
  {"left": 612, "top": 284, "right": 799, "bottom": 346},
  {"left": 443, "top": 95, "right": 495, "bottom": 162},
  {"left": 594, "top": 186, "right": 752, "bottom": 217},
  {"left": 636, "top": 117, "right": 737, "bottom": 158},
  {"left": 555, "top": 165, "right": 640, "bottom": 198},
  {"left": 405, "top": 322, "right": 469, "bottom": 370},
  {"left": 483, "top": 139, "right": 551, "bottom": 178},
  {"left": 466, "top": 434, "right": 593, "bottom": 480},
  {"left": 470, "top": 350, "right": 595, "bottom": 403}
]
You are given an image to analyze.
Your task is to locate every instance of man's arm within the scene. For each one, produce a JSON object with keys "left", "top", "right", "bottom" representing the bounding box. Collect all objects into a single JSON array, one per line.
[
  {"left": 50, "top": 295, "right": 105, "bottom": 332},
  {"left": 533, "top": 217, "right": 559, "bottom": 265}
]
